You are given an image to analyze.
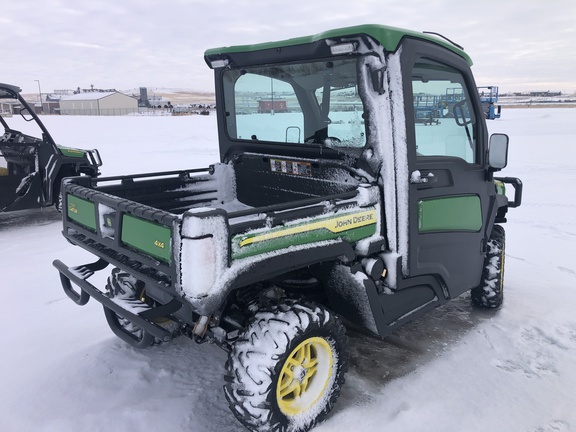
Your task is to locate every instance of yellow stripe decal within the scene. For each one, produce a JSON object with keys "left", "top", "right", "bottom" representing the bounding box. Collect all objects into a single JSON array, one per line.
[{"left": 239, "top": 209, "right": 377, "bottom": 248}]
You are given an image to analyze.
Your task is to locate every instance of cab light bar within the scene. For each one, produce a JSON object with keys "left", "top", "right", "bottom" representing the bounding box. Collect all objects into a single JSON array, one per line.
[
  {"left": 330, "top": 42, "right": 357, "bottom": 55},
  {"left": 210, "top": 59, "right": 229, "bottom": 68}
]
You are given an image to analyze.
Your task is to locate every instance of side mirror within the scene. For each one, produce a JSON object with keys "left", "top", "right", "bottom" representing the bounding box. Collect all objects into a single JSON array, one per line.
[{"left": 488, "top": 133, "right": 509, "bottom": 170}]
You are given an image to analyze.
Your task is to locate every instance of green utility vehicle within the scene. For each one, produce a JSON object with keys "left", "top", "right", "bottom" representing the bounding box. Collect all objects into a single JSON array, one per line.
[
  {"left": 0, "top": 83, "right": 102, "bottom": 212},
  {"left": 54, "top": 25, "right": 522, "bottom": 432}
]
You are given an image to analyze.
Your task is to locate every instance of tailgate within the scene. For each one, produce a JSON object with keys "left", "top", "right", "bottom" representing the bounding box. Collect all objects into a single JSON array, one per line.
[{"left": 62, "top": 168, "right": 214, "bottom": 291}]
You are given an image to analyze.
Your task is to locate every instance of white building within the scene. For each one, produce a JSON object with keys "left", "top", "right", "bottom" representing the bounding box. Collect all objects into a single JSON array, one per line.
[{"left": 60, "top": 91, "right": 138, "bottom": 116}]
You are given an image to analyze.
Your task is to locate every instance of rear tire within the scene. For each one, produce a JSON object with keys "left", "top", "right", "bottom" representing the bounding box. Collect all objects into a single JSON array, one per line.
[
  {"left": 472, "top": 225, "right": 505, "bottom": 308},
  {"left": 225, "top": 301, "right": 348, "bottom": 432},
  {"left": 104, "top": 268, "right": 156, "bottom": 348}
]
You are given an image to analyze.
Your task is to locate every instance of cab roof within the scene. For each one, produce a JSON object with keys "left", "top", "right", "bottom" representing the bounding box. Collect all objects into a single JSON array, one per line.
[
  {"left": 0, "top": 83, "right": 22, "bottom": 99},
  {"left": 204, "top": 24, "right": 472, "bottom": 66}
]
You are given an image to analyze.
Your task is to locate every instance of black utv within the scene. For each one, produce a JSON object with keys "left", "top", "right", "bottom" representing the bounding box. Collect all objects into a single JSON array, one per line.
[{"left": 0, "top": 83, "right": 102, "bottom": 212}]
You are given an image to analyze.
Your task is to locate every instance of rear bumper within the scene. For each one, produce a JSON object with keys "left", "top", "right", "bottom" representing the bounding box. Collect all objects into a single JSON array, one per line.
[{"left": 53, "top": 258, "right": 176, "bottom": 342}]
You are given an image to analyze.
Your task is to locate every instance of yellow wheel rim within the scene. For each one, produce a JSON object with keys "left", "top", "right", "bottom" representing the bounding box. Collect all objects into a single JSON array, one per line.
[
  {"left": 277, "top": 336, "right": 334, "bottom": 416},
  {"left": 500, "top": 246, "right": 505, "bottom": 289}
]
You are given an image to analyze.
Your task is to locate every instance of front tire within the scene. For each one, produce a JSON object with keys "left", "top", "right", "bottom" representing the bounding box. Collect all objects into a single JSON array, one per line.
[
  {"left": 472, "top": 225, "right": 506, "bottom": 308},
  {"left": 54, "top": 190, "right": 63, "bottom": 213},
  {"left": 225, "top": 301, "right": 348, "bottom": 432}
]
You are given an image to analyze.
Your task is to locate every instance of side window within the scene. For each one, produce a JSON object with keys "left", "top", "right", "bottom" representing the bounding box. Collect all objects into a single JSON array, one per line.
[{"left": 412, "top": 59, "right": 478, "bottom": 163}]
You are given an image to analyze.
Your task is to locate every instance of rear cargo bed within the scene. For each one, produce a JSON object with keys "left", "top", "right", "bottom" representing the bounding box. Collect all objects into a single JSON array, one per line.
[{"left": 61, "top": 155, "right": 363, "bottom": 290}]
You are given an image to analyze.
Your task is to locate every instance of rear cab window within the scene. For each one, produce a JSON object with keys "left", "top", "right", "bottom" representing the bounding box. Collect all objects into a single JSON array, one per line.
[{"left": 223, "top": 58, "right": 366, "bottom": 149}]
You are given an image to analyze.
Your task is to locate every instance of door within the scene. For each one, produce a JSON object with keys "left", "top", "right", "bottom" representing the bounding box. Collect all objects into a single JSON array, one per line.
[
  {"left": 0, "top": 145, "right": 42, "bottom": 211},
  {"left": 0, "top": 152, "right": 14, "bottom": 208},
  {"left": 406, "top": 56, "right": 492, "bottom": 298}
]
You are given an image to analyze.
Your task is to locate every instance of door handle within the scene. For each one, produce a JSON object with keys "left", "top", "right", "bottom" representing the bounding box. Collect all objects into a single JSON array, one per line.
[{"left": 410, "top": 170, "right": 437, "bottom": 184}]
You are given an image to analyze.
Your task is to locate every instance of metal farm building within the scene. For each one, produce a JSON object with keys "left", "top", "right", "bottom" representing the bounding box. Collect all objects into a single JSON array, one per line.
[
  {"left": 59, "top": 92, "right": 138, "bottom": 115},
  {"left": 257, "top": 99, "right": 288, "bottom": 113}
]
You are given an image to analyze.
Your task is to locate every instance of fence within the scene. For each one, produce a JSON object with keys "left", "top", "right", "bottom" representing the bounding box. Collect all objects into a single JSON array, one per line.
[
  {"left": 49, "top": 107, "right": 214, "bottom": 116},
  {"left": 60, "top": 108, "right": 140, "bottom": 116}
]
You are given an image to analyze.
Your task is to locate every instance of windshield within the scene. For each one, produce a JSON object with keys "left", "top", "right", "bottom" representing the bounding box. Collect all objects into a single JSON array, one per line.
[{"left": 223, "top": 57, "right": 366, "bottom": 148}]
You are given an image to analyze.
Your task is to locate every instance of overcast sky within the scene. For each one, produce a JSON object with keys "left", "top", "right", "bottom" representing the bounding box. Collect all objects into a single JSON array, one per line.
[{"left": 3, "top": 0, "right": 575, "bottom": 96}]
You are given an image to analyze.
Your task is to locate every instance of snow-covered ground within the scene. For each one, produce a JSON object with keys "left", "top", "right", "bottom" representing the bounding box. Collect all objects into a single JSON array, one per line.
[{"left": 1, "top": 108, "right": 575, "bottom": 432}]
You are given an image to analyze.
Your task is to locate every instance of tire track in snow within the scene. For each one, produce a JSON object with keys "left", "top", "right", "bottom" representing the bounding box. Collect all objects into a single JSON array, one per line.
[
  {"left": 507, "top": 254, "right": 576, "bottom": 280},
  {"left": 557, "top": 266, "right": 576, "bottom": 277},
  {"left": 531, "top": 419, "right": 571, "bottom": 432},
  {"left": 491, "top": 323, "right": 576, "bottom": 379}
]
